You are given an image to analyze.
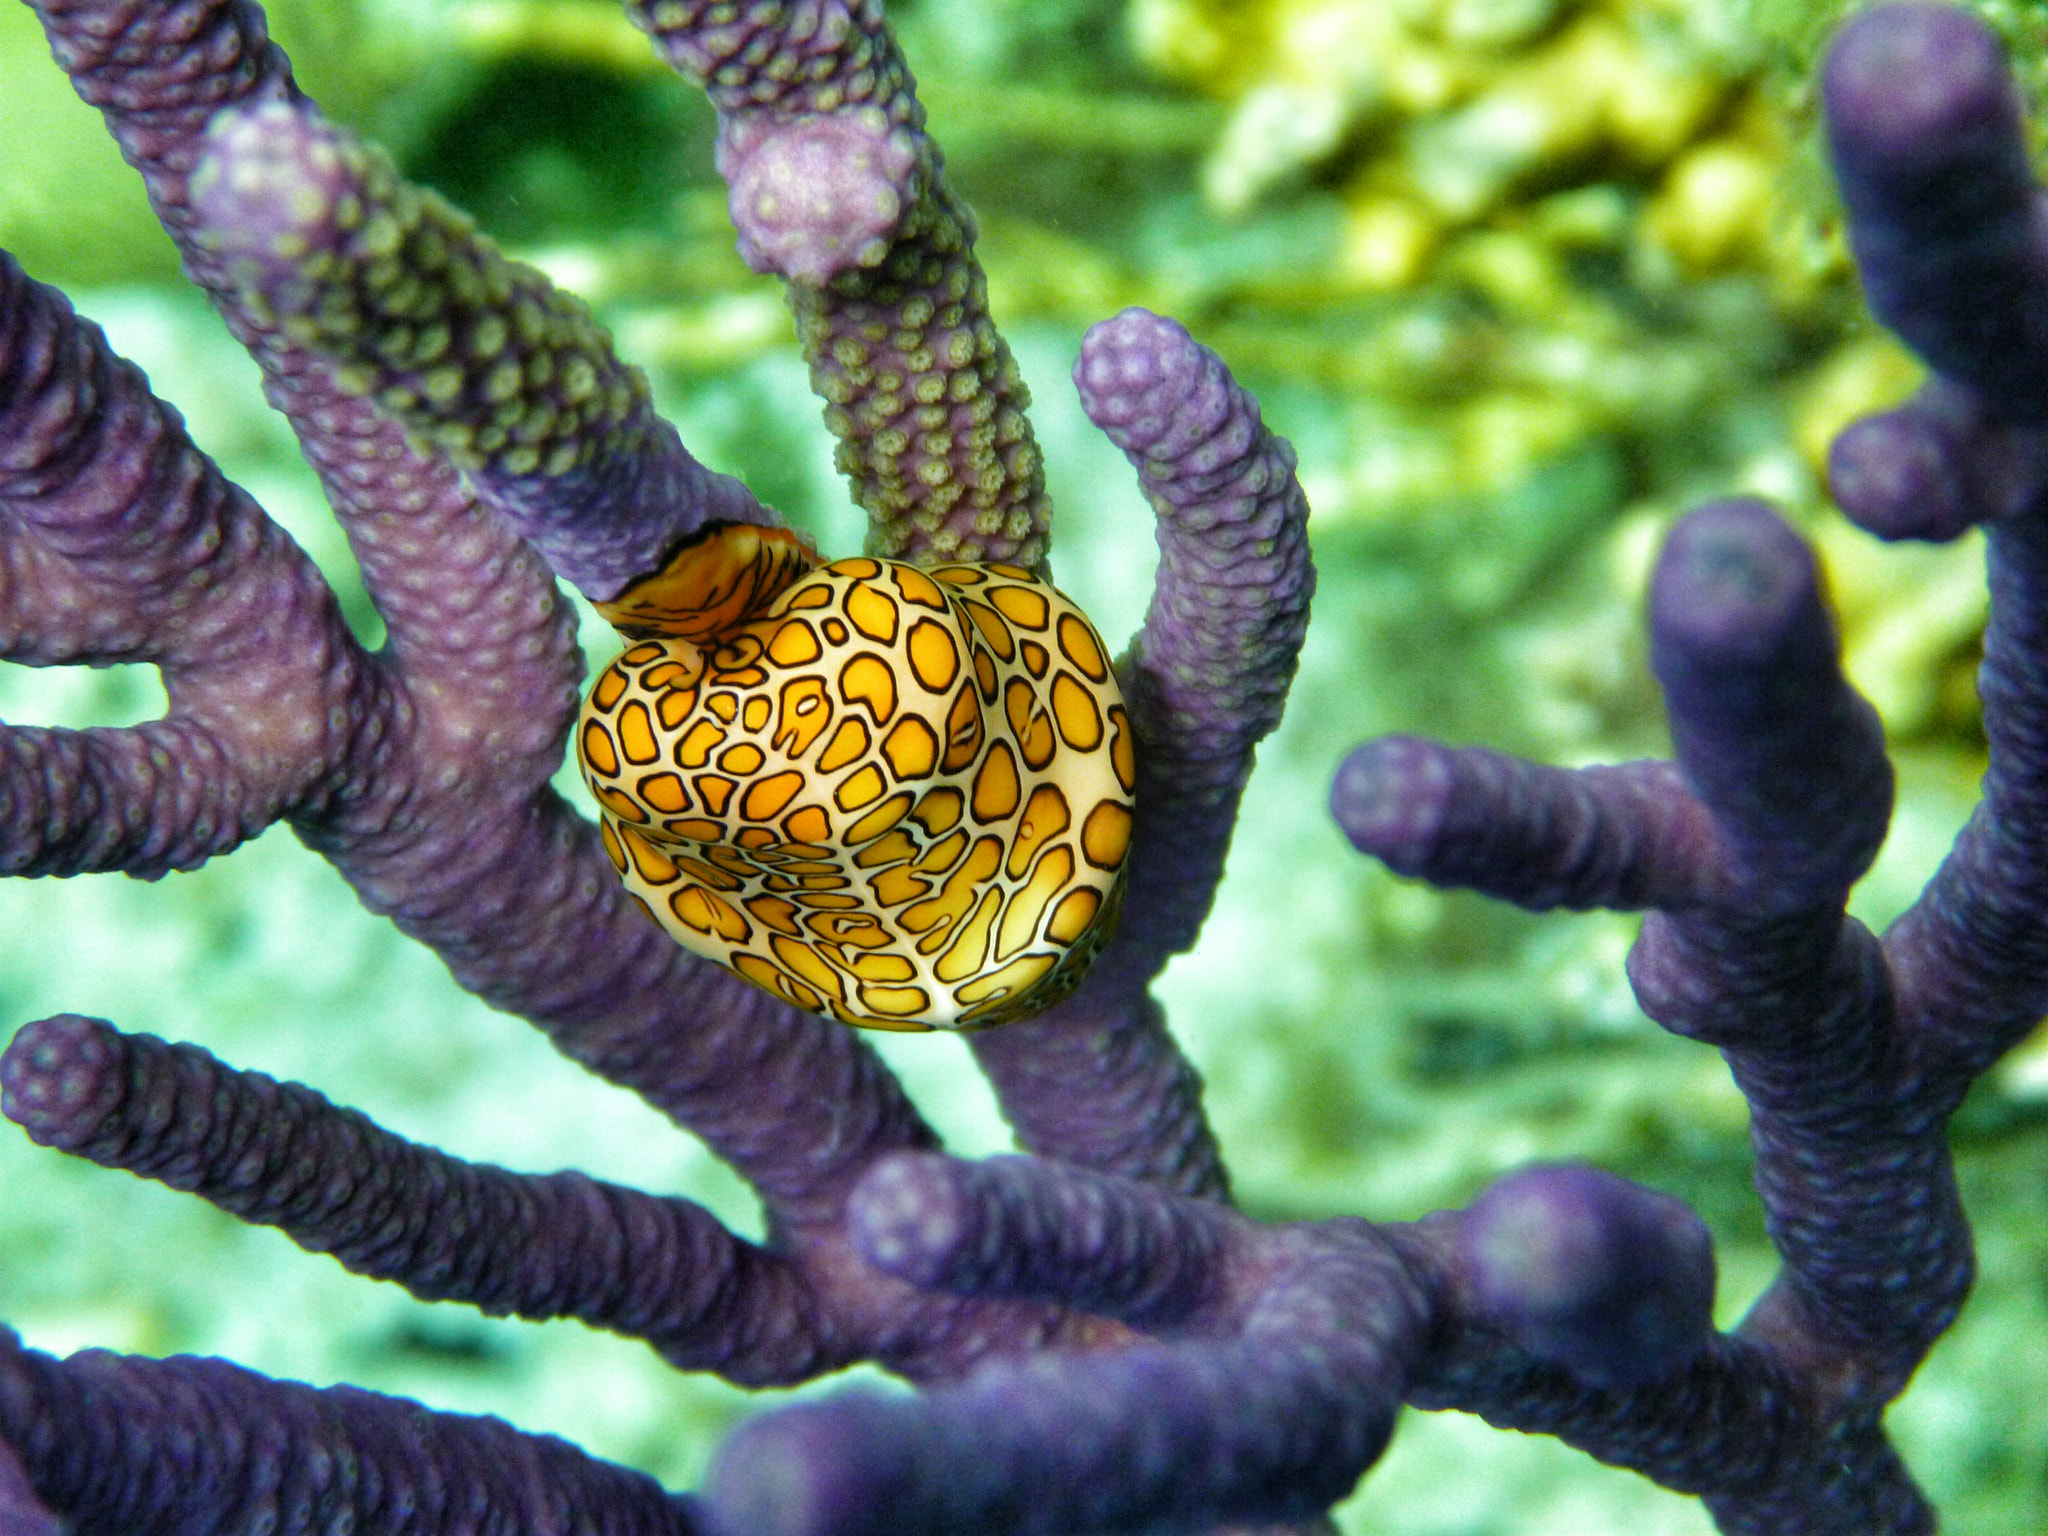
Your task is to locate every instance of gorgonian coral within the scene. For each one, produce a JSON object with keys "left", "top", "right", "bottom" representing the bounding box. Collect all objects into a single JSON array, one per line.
[{"left": 0, "top": 2, "right": 2039, "bottom": 1534}]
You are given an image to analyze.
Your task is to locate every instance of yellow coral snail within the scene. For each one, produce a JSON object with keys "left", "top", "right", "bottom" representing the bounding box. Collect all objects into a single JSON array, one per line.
[{"left": 577, "top": 524, "right": 1135, "bottom": 1031}]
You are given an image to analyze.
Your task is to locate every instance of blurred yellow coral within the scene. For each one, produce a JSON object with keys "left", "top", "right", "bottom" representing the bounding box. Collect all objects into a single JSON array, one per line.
[
  {"left": 1131, "top": 0, "right": 1787, "bottom": 285},
  {"left": 1130, "top": 0, "right": 1987, "bottom": 753}
]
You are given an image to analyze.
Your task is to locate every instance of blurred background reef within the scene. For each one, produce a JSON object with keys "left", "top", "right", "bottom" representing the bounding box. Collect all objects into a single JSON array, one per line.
[{"left": 1, "top": 0, "right": 2045, "bottom": 1531}]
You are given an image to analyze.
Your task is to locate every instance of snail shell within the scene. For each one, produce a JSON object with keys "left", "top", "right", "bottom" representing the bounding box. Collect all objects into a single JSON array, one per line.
[{"left": 578, "top": 527, "right": 1133, "bottom": 1030}]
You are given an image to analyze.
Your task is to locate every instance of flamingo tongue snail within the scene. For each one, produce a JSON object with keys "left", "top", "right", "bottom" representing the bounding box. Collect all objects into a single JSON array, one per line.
[{"left": 577, "top": 523, "right": 1136, "bottom": 1030}]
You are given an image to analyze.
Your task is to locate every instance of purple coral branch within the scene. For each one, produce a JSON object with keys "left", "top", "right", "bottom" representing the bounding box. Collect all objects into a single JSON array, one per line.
[
  {"left": 6, "top": 5, "right": 1307, "bottom": 1523},
  {"left": 1349, "top": 490, "right": 1956, "bottom": 1408},
  {"left": 1075, "top": 308, "right": 1315, "bottom": 967},
  {"left": 1333, "top": 744, "right": 1714, "bottom": 910},
  {"left": 705, "top": 1326, "right": 1396, "bottom": 1536},
  {"left": 0, "top": 1440, "right": 58, "bottom": 1536},
  {"left": 1330, "top": 490, "right": 1956, "bottom": 1524},
  {"left": 966, "top": 978, "right": 1231, "bottom": 1198},
  {"left": 720, "top": 1142, "right": 1902, "bottom": 1536},
  {"left": 713, "top": 1153, "right": 1421, "bottom": 1536},
  {"left": 1818, "top": 8, "right": 2048, "bottom": 1092},
  {"left": 0, "top": 1016, "right": 833, "bottom": 1385},
  {"left": 848, "top": 1150, "right": 1236, "bottom": 1321},
  {"left": 1620, "top": 506, "right": 1956, "bottom": 1390},
  {"left": 0, "top": 246, "right": 365, "bottom": 878},
  {"left": 964, "top": 310, "right": 1316, "bottom": 1199},
  {"left": 1823, "top": 1, "right": 2048, "bottom": 408},
  {"left": 626, "top": 0, "right": 1052, "bottom": 570},
  {"left": 1828, "top": 374, "right": 2048, "bottom": 541},
  {"left": 1638, "top": 500, "right": 1890, "bottom": 915},
  {"left": 14, "top": 0, "right": 939, "bottom": 1240},
  {"left": 0, "top": 1326, "right": 706, "bottom": 1536},
  {"left": 189, "top": 95, "right": 774, "bottom": 602},
  {"left": 1888, "top": 511, "right": 2048, "bottom": 1080},
  {"left": 1318, "top": 482, "right": 1965, "bottom": 1531},
  {"left": 1442, "top": 1164, "right": 1716, "bottom": 1390}
]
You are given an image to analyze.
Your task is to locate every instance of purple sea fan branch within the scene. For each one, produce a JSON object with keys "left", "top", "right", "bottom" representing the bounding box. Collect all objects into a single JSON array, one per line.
[
  {"left": 625, "top": 0, "right": 1053, "bottom": 570},
  {"left": 29, "top": 0, "right": 607, "bottom": 782},
  {"left": 1345, "top": 501, "right": 1894, "bottom": 937},
  {"left": 847, "top": 1151, "right": 1240, "bottom": 1322},
  {"left": 1639, "top": 500, "right": 1891, "bottom": 916},
  {"left": 26, "top": 0, "right": 486, "bottom": 614},
  {"left": 0, "top": 245, "right": 369, "bottom": 880},
  {"left": 1818, "top": 5, "right": 2048, "bottom": 1093},
  {"left": 1821, "top": 0, "right": 2048, "bottom": 410},
  {"left": 1441, "top": 1164, "right": 1717, "bottom": 1391},
  {"left": 1332, "top": 477, "right": 1960, "bottom": 1529},
  {"left": 0, "top": 1440, "right": 58, "bottom": 1536},
  {"left": 18, "top": 0, "right": 940, "bottom": 1238},
  {"left": 0, "top": 1326, "right": 708, "bottom": 1536},
  {"left": 704, "top": 1317, "right": 1404, "bottom": 1536},
  {"left": 1331, "top": 744, "right": 1716, "bottom": 911},
  {"left": 709, "top": 1152, "right": 1425, "bottom": 1536},
  {"left": 188, "top": 94, "right": 776, "bottom": 602},
  {"left": 1887, "top": 507, "right": 2048, "bottom": 1081},
  {"left": 1827, "top": 374, "right": 2048, "bottom": 542},
  {"left": 1073, "top": 308, "right": 1316, "bottom": 966},
  {"left": 967, "top": 310, "right": 1314, "bottom": 1197},
  {"left": 1624, "top": 504, "right": 1965, "bottom": 1395},
  {"left": 0, "top": 1016, "right": 835, "bottom": 1385}
]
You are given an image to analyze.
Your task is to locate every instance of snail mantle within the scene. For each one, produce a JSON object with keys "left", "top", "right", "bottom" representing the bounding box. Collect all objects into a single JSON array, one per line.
[{"left": 577, "top": 523, "right": 1135, "bottom": 1031}]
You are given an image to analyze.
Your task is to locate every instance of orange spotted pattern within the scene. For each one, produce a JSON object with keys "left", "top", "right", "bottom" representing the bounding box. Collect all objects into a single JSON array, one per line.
[{"left": 578, "top": 538, "right": 1134, "bottom": 1031}]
